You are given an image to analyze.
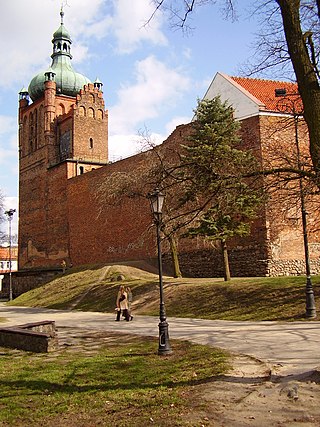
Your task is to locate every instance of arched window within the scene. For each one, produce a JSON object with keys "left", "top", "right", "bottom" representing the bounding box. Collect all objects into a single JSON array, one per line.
[
  {"left": 79, "top": 166, "right": 84, "bottom": 175},
  {"left": 97, "top": 109, "right": 103, "bottom": 120},
  {"left": 88, "top": 107, "right": 94, "bottom": 118},
  {"left": 79, "top": 106, "right": 86, "bottom": 117},
  {"left": 29, "top": 112, "right": 34, "bottom": 153},
  {"left": 34, "top": 109, "right": 38, "bottom": 150},
  {"left": 23, "top": 116, "right": 28, "bottom": 155},
  {"left": 89, "top": 138, "right": 93, "bottom": 149}
]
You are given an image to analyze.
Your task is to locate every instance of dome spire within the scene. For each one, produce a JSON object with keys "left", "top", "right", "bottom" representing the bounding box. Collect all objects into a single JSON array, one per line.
[
  {"left": 27, "top": 8, "right": 91, "bottom": 101},
  {"left": 51, "top": 6, "right": 72, "bottom": 60}
]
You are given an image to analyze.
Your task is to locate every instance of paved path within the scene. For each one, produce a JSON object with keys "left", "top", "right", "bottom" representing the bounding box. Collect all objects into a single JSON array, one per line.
[{"left": 1, "top": 303, "right": 319, "bottom": 377}]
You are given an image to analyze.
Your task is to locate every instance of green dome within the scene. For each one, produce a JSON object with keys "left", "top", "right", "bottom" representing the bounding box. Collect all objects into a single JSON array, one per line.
[
  {"left": 28, "top": 60, "right": 91, "bottom": 101},
  {"left": 28, "top": 9, "right": 91, "bottom": 102},
  {"left": 53, "top": 23, "right": 71, "bottom": 41}
]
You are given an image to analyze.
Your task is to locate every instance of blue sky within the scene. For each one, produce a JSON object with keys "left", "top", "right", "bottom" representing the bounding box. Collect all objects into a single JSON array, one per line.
[{"left": 0, "top": 0, "right": 260, "bottom": 234}]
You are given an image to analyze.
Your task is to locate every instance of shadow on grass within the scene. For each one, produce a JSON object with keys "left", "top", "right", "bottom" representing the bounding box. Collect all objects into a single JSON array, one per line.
[
  {"left": 3, "top": 366, "right": 319, "bottom": 401},
  {"left": 0, "top": 372, "right": 227, "bottom": 398}
]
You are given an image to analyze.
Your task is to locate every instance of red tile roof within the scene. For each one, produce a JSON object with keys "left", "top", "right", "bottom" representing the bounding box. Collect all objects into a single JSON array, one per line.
[{"left": 231, "top": 76, "right": 302, "bottom": 113}]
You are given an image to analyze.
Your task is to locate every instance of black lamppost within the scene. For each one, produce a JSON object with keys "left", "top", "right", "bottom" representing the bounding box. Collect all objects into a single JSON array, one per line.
[
  {"left": 275, "top": 89, "right": 316, "bottom": 318},
  {"left": 148, "top": 188, "right": 172, "bottom": 355},
  {"left": 4, "top": 208, "right": 16, "bottom": 301}
]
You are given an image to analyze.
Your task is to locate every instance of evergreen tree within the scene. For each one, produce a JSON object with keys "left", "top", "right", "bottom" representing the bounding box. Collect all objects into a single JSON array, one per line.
[{"left": 182, "top": 97, "right": 263, "bottom": 280}]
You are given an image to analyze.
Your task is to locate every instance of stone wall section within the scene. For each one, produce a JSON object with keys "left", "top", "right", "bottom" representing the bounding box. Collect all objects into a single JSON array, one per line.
[
  {"left": 0, "top": 321, "right": 58, "bottom": 353},
  {"left": 0, "top": 269, "right": 61, "bottom": 299}
]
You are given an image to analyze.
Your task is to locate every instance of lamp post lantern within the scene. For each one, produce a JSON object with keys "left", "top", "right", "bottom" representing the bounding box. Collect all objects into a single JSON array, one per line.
[
  {"left": 148, "top": 188, "right": 172, "bottom": 355},
  {"left": 4, "top": 208, "right": 16, "bottom": 301},
  {"left": 275, "top": 89, "right": 316, "bottom": 318}
]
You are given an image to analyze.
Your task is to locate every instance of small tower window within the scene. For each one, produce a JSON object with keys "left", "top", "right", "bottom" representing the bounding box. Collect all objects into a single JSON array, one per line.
[
  {"left": 79, "top": 166, "right": 84, "bottom": 175},
  {"left": 89, "top": 138, "right": 93, "bottom": 149},
  {"left": 88, "top": 107, "right": 94, "bottom": 118}
]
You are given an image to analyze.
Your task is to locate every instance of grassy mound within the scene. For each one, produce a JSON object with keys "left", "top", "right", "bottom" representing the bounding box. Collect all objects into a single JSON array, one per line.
[{"left": 8, "top": 264, "right": 320, "bottom": 321}]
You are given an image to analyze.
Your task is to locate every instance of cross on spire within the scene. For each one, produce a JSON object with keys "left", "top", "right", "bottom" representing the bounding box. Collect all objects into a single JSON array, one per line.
[{"left": 60, "top": 4, "right": 64, "bottom": 25}]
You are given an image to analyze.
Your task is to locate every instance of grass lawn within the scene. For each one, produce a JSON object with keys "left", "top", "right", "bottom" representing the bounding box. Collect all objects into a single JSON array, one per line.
[
  {"left": 0, "top": 333, "right": 229, "bottom": 427},
  {"left": 2, "top": 264, "right": 320, "bottom": 425}
]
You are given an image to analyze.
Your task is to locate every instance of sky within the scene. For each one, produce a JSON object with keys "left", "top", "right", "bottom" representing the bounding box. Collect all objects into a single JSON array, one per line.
[{"left": 0, "top": 0, "right": 261, "bottom": 235}]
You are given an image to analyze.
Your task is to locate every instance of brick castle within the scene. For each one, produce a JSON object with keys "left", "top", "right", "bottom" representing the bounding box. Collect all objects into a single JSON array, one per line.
[{"left": 17, "top": 11, "right": 320, "bottom": 278}]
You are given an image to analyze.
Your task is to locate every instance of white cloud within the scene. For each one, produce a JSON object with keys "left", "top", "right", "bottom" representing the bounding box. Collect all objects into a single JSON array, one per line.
[
  {"left": 110, "top": 55, "right": 190, "bottom": 135},
  {"left": 0, "top": 116, "right": 16, "bottom": 135},
  {"left": 0, "top": 0, "right": 167, "bottom": 88},
  {"left": 165, "top": 116, "right": 191, "bottom": 135},
  {"left": 108, "top": 131, "right": 164, "bottom": 161},
  {"left": 108, "top": 134, "right": 144, "bottom": 161},
  {"left": 111, "top": 0, "right": 167, "bottom": 53},
  {"left": 0, "top": 117, "right": 17, "bottom": 165},
  {"left": 69, "top": 0, "right": 167, "bottom": 53}
]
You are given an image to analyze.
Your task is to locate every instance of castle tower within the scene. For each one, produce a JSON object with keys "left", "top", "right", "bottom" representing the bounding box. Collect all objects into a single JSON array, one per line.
[{"left": 18, "top": 9, "right": 108, "bottom": 269}]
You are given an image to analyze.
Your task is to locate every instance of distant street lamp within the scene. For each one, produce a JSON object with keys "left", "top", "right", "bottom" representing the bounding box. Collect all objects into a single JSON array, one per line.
[
  {"left": 4, "top": 208, "right": 16, "bottom": 301},
  {"left": 275, "top": 89, "right": 316, "bottom": 318},
  {"left": 148, "top": 188, "right": 172, "bottom": 355}
]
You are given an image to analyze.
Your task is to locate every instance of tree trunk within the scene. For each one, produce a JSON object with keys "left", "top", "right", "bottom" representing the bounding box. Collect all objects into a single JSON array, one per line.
[
  {"left": 277, "top": 0, "right": 320, "bottom": 181},
  {"left": 220, "top": 238, "right": 231, "bottom": 281},
  {"left": 169, "top": 233, "right": 182, "bottom": 278}
]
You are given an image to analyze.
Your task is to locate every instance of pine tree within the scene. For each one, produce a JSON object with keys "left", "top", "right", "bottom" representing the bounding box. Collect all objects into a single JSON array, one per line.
[{"left": 182, "top": 97, "right": 263, "bottom": 280}]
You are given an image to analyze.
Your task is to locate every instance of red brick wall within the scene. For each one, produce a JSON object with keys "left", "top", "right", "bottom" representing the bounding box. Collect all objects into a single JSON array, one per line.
[
  {"left": 19, "top": 162, "right": 70, "bottom": 268},
  {"left": 73, "top": 84, "right": 108, "bottom": 164},
  {"left": 18, "top": 82, "right": 108, "bottom": 269},
  {"left": 66, "top": 124, "right": 271, "bottom": 276},
  {"left": 67, "top": 153, "right": 156, "bottom": 266}
]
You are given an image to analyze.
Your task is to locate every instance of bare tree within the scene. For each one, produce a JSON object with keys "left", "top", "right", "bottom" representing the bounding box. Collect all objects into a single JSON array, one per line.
[
  {"left": 151, "top": 0, "right": 320, "bottom": 186},
  {"left": 95, "top": 132, "right": 190, "bottom": 278}
]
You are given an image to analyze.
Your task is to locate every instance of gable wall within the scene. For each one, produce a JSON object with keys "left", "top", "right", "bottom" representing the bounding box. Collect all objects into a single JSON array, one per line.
[{"left": 204, "top": 72, "right": 260, "bottom": 119}]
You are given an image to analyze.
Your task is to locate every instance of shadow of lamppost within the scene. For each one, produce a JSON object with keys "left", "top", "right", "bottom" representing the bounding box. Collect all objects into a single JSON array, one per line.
[
  {"left": 275, "top": 88, "right": 316, "bottom": 318},
  {"left": 148, "top": 188, "right": 172, "bottom": 355},
  {"left": 4, "top": 208, "right": 16, "bottom": 301}
]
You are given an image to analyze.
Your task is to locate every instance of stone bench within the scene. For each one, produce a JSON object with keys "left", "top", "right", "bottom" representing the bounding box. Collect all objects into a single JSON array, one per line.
[{"left": 0, "top": 320, "right": 58, "bottom": 353}]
